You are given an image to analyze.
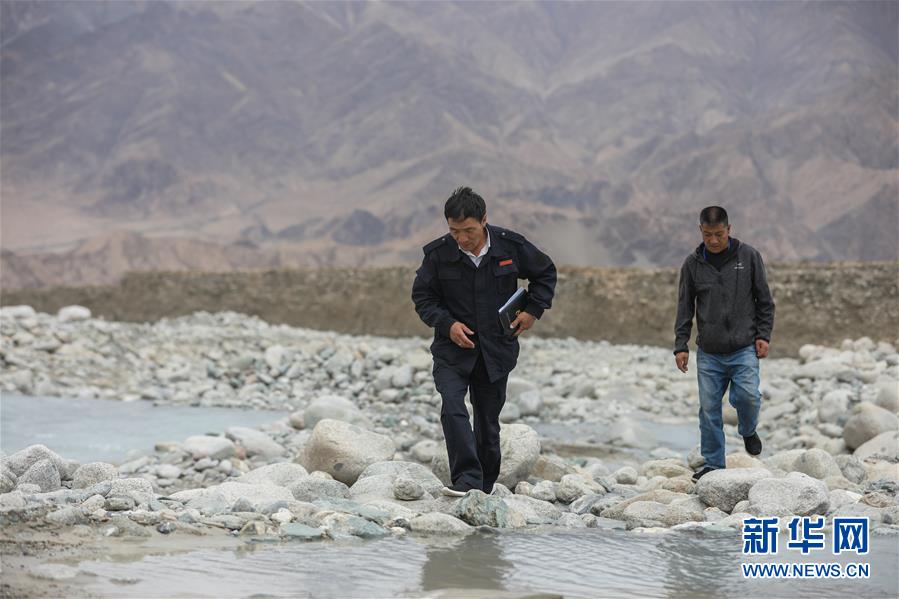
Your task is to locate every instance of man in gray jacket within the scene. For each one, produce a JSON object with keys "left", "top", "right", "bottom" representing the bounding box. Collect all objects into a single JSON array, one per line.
[{"left": 674, "top": 206, "right": 775, "bottom": 481}]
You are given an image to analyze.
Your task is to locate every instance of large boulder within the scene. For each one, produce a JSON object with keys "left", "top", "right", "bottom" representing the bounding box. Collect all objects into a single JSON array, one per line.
[
  {"left": 108, "top": 478, "right": 156, "bottom": 505},
  {"left": 497, "top": 424, "right": 541, "bottom": 488},
  {"left": 530, "top": 455, "right": 575, "bottom": 482},
  {"left": 300, "top": 419, "right": 395, "bottom": 485},
  {"left": 641, "top": 458, "right": 692, "bottom": 478},
  {"left": 843, "top": 403, "right": 898, "bottom": 450},
  {"left": 18, "top": 459, "right": 61, "bottom": 493},
  {"left": 695, "top": 468, "right": 771, "bottom": 513},
  {"left": 663, "top": 496, "right": 707, "bottom": 527},
  {"left": 303, "top": 395, "right": 371, "bottom": 428},
  {"left": 453, "top": 490, "right": 522, "bottom": 528},
  {"left": 408, "top": 512, "right": 473, "bottom": 535},
  {"left": 747, "top": 472, "right": 830, "bottom": 517},
  {"left": 853, "top": 431, "right": 899, "bottom": 461},
  {"left": 793, "top": 449, "right": 842, "bottom": 480},
  {"left": 623, "top": 501, "right": 668, "bottom": 529},
  {"left": 72, "top": 462, "right": 118, "bottom": 489},
  {"left": 356, "top": 461, "right": 443, "bottom": 496},
  {"left": 834, "top": 455, "right": 868, "bottom": 484},
  {"left": 177, "top": 482, "right": 293, "bottom": 514},
  {"left": 3, "top": 445, "right": 66, "bottom": 477},
  {"left": 57, "top": 305, "right": 91, "bottom": 322},
  {"left": 286, "top": 477, "right": 349, "bottom": 502},
  {"left": 182, "top": 436, "right": 236, "bottom": 460},
  {"left": 236, "top": 463, "right": 309, "bottom": 487},
  {"left": 225, "top": 427, "right": 286, "bottom": 458},
  {"left": 872, "top": 377, "right": 898, "bottom": 412},
  {"left": 348, "top": 474, "right": 435, "bottom": 512},
  {"left": 502, "top": 494, "right": 562, "bottom": 524}
]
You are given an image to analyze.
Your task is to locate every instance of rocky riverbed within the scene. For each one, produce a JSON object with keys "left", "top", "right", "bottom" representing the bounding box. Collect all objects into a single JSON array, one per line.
[{"left": 1, "top": 305, "right": 898, "bottom": 594}]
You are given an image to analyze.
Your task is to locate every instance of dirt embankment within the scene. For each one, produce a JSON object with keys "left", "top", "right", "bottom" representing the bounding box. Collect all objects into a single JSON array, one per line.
[{"left": 2, "top": 262, "right": 897, "bottom": 357}]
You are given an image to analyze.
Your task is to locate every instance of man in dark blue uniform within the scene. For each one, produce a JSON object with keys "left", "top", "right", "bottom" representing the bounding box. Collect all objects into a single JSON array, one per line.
[{"left": 411, "top": 187, "right": 556, "bottom": 496}]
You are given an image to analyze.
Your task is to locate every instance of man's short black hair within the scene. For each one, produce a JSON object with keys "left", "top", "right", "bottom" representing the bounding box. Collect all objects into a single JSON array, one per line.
[
  {"left": 445, "top": 187, "right": 486, "bottom": 222},
  {"left": 700, "top": 206, "right": 729, "bottom": 227}
]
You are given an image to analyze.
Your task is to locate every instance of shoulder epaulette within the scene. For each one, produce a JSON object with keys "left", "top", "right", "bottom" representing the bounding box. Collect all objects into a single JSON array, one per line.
[
  {"left": 493, "top": 226, "right": 525, "bottom": 244},
  {"left": 422, "top": 236, "right": 448, "bottom": 255}
]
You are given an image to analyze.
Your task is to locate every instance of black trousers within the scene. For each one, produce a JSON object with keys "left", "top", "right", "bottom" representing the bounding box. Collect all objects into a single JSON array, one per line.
[{"left": 433, "top": 350, "right": 508, "bottom": 492}]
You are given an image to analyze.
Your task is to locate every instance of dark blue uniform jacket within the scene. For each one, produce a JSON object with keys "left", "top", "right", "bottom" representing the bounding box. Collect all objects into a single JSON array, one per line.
[{"left": 411, "top": 224, "right": 557, "bottom": 382}]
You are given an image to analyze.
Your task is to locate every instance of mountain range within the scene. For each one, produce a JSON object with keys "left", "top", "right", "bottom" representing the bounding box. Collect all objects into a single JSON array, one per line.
[{"left": 1, "top": 0, "right": 896, "bottom": 289}]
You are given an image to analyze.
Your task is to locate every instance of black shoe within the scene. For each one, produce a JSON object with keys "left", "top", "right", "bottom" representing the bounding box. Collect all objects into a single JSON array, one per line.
[
  {"left": 743, "top": 432, "right": 763, "bottom": 456},
  {"left": 441, "top": 484, "right": 476, "bottom": 497},
  {"left": 692, "top": 466, "right": 716, "bottom": 482}
]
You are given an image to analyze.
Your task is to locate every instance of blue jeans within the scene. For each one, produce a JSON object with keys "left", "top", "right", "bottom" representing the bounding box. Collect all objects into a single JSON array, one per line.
[{"left": 696, "top": 345, "right": 761, "bottom": 470}]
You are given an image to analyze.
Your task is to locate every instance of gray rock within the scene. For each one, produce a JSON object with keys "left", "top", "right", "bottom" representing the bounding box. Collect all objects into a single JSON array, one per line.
[
  {"left": 57, "top": 305, "right": 91, "bottom": 321},
  {"left": 872, "top": 377, "right": 899, "bottom": 412},
  {"left": 641, "top": 458, "right": 692, "bottom": 479},
  {"left": 530, "top": 455, "right": 575, "bottom": 482},
  {"left": 45, "top": 506, "right": 88, "bottom": 526},
  {"left": 156, "top": 464, "right": 182, "bottom": 480},
  {"left": 818, "top": 389, "right": 852, "bottom": 424},
  {"left": 748, "top": 472, "right": 830, "bottom": 516},
  {"left": 410, "top": 440, "right": 439, "bottom": 463},
  {"left": 854, "top": 431, "right": 899, "bottom": 461},
  {"left": 180, "top": 482, "right": 293, "bottom": 514},
  {"left": 497, "top": 424, "right": 541, "bottom": 488},
  {"left": 527, "top": 480, "right": 555, "bottom": 502},
  {"left": 104, "top": 496, "right": 136, "bottom": 511},
  {"left": 225, "top": 427, "right": 286, "bottom": 458},
  {"left": 357, "top": 461, "right": 444, "bottom": 495},
  {"left": 231, "top": 497, "right": 255, "bottom": 513},
  {"left": 287, "top": 477, "right": 350, "bottom": 502},
  {"left": 108, "top": 478, "right": 155, "bottom": 505},
  {"left": 318, "top": 512, "right": 389, "bottom": 539},
  {"left": 58, "top": 459, "right": 80, "bottom": 481},
  {"left": 828, "top": 489, "right": 863, "bottom": 513},
  {"left": 623, "top": 501, "right": 668, "bottom": 529},
  {"left": 763, "top": 449, "right": 805, "bottom": 473},
  {"left": 454, "top": 490, "right": 516, "bottom": 528},
  {"left": 429, "top": 452, "right": 451, "bottom": 486},
  {"left": 4, "top": 444, "right": 66, "bottom": 477},
  {"left": 502, "top": 494, "right": 562, "bottom": 524},
  {"left": 72, "top": 462, "right": 118, "bottom": 489},
  {"left": 794, "top": 448, "right": 843, "bottom": 480},
  {"left": 569, "top": 493, "right": 606, "bottom": 515},
  {"left": 843, "top": 403, "right": 898, "bottom": 450},
  {"left": 613, "top": 467, "right": 639, "bottom": 485},
  {"left": 299, "top": 419, "right": 395, "bottom": 485},
  {"left": 663, "top": 496, "right": 707, "bottom": 527},
  {"left": 695, "top": 468, "right": 771, "bottom": 513},
  {"left": 303, "top": 395, "right": 371, "bottom": 428},
  {"left": 517, "top": 390, "right": 543, "bottom": 417},
  {"left": 19, "top": 459, "right": 61, "bottom": 493},
  {"left": 393, "top": 476, "right": 425, "bottom": 501},
  {"left": 408, "top": 512, "right": 473, "bottom": 534},
  {"left": 281, "top": 522, "right": 325, "bottom": 540},
  {"left": 182, "top": 435, "right": 236, "bottom": 460},
  {"left": 835, "top": 455, "right": 868, "bottom": 484},
  {"left": 557, "top": 512, "right": 588, "bottom": 528},
  {"left": 236, "top": 463, "right": 309, "bottom": 488},
  {"left": 29, "top": 564, "right": 80, "bottom": 581},
  {"left": 555, "top": 474, "right": 592, "bottom": 504}
]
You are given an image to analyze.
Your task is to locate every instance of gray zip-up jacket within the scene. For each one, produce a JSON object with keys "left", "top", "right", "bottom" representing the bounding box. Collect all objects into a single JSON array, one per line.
[{"left": 674, "top": 238, "right": 775, "bottom": 355}]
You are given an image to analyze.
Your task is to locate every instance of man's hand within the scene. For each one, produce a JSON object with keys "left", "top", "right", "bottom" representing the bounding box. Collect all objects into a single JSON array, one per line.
[
  {"left": 756, "top": 339, "right": 770, "bottom": 359},
  {"left": 675, "top": 351, "right": 689, "bottom": 373},
  {"left": 510, "top": 311, "right": 537, "bottom": 337},
  {"left": 449, "top": 321, "right": 476, "bottom": 349}
]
